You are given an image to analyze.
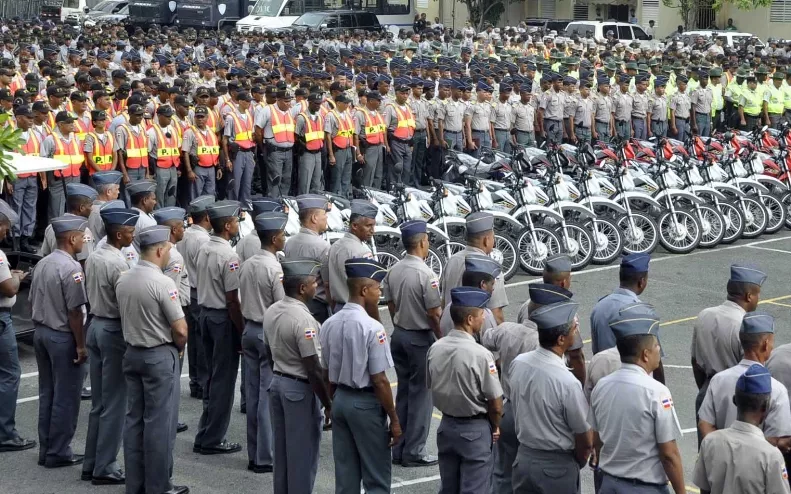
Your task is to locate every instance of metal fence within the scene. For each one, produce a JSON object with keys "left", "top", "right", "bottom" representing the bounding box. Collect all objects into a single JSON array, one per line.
[{"left": 0, "top": 0, "right": 47, "bottom": 19}]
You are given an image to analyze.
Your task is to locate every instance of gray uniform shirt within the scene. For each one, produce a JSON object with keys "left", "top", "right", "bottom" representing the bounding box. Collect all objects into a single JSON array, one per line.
[
  {"left": 670, "top": 91, "right": 692, "bottom": 119},
  {"left": 239, "top": 250, "right": 284, "bottom": 323},
  {"left": 539, "top": 89, "right": 565, "bottom": 121},
  {"left": 320, "top": 303, "right": 394, "bottom": 388},
  {"left": 132, "top": 208, "right": 156, "bottom": 252},
  {"left": 235, "top": 230, "right": 261, "bottom": 265},
  {"left": 381, "top": 254, "right": 442, "bottom": 330},
  {"left": 632, "top": 91, "right": 649, "bottom": 118},
  {"left": 480, "top": 321, "right": 539, "bottom": 400},
  {"left": 699, "top": 359, "right": 791, "bottom": 438},
  {"left": 649, "top": 94, "right": 668, "bottom": 121},
  {"left": 492, "top": 100, "right": 513, "bottom": 129},
  {"left": 594, "top": 93, "right": 613, "bottom": 123},
  {"left": 282, "top": 228, "right": 330, "bottom": 304},
  {"left": 465, "top": 101, "right": 496, "bottom": 131},
  {"left": 196, "top": 236, "right": 241, "bottom": 309},
  {"left": 163, "top": 243, "right": 190, "bottom": 307},
  {"left": 690, "top": 301, "right": 745, "bottom": 377},
  {"left": 693, "top": 421, "right": 791, "bottom": 494},
  {"left": 691, "top": 86, "right": 714, "bottom": 113},
  {"left": 589, "top": 364, "right": 682, "bottom": 483},
  {"left": 30, "top": 249, "right": 88, "bottom": 332},
  {"left": 408, "top": 98, "right": 429, "bottom": 131},
  {"left": 88, "top": 200, "right": 106, "bottom": 241},
  {"left": 512, "top": 101, "right": 536, "bottom": 132},
  {"left": 584, "top": 346, "right": 621, "bottom": 401},
  {"left": 613, "top": 92, "right": 634, "bottom": 121},
  {"left": 116, "top": 260, "right": 184, "bottom": 348},
  {"left": 0, "top": 250, "right": 14, "bottom": 308},
  {"left": 439, "top": 99, "right": 465, "bottom": 132},
  {"left": 441, "top": 246, "right": 508, "bottom": 310},
  {"left": 767, "top": 343, "right": 791, "bottom": 393},
  {"left": 263, "top": 296, "right": 321, "bottom": 379},
  {"left": 178, "top": 224, "right": 211, "bottom": 289},
  {"left": 327, "top": 232, "right": 373, "bottom": 305},
  {"left": 85, "top": 242, "right": 128, "bottom": 318},
  {"left": 40, "top": 214, "right": 95, "bottom": 262},
  {"left": 427, "top": 329, "right": 502, "bottom": 416},
  {"left": 509, "top": 347, "right": 590, "bottom": 451},
  {"left": 574, "top": 97, "right": 595, "bottom": 127}
]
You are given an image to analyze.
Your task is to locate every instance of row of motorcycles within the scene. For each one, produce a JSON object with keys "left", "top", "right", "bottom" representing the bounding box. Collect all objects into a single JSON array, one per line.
[{"left": 239, "top": 123, "right": 791, "bottom": 282}]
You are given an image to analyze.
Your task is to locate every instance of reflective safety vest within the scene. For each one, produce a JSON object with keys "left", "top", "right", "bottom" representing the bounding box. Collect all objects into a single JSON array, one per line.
[
  {"left": 206, "top": 108, "right": 220, "bottom": 133},
  {"left": 47, "top": 111, "right": 56, "bottom": 130},
  {"left": 17, "top": 130, "right": 40, "bottom": 178},
  {"left": 172, "top": 115, "right": 190, "bottom": 141},
  {"left": 230, "top": 110, "right": 256, "bottom": 149},
  {"left": 742, "top": 89, "right": 763, "bottom": 117},
  {"left": 152, "top": 125, "right": 181, "bottom": 168},
  {"left": 121, "top": 124, "right": 149, "bottom": 169},
  {"left": 299, "top": 112, "right": 324, "bottom": 151},
  {"left": 111, "top": 98, "right": 127, "bottom": 118},
  {"left": 711, "top": 84, "right": 724, "bottom": 115},
  {"left": 360, "top": 108, "right": 385, "bottom": 145},
  {"left": 73, "top": 116, "right": 91, "bottom": 141},
  {"left": 768, "top": 85, "right": 785, "bottom": 115},
  {"left": 86, "top": 132, "right": 115, "bottom": 174},
  {"left": 52, "top": 133, "right": 84, "bottom": 178},
  {"left": 268, "top": 105, "right": 295, "bottom": 145},
  {"left": 192, "top": 126, "right": 220, "bottom": 167},
  {"left": 388, "top": 103, "right": 416, "bottom": 140},
  {"left": 331, "top": 110, "right": 354, "bottom": 149},
  {"left": 293, "top": 100, "right": 308, "bottom": 114}
]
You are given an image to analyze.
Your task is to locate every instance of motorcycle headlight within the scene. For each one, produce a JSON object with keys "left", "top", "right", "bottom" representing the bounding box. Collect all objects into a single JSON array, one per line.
[
  {"left": 443, "top": 187, "right": 449, "bottom": 197},
  {"left": 407, "top": 193, "right": 414, "bottom": 201},
  {"left": 282, "top": 205, "right": 290, "bottom": 214}
]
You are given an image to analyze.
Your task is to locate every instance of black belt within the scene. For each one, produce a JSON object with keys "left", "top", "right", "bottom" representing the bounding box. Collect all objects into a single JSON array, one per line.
[
  {"left": 443, "top": 413, "right": 487, "bottom": 420},
  {"left": 675, "top": 117, "right": 689, "bottom": 121},
  {"left": 302, "top": 149, "right": 321, "bottom": 154},
  {"left": 494, "top": 127, "right": 510, "bottom": 132},
  {"left": 269, "top": 146, "right": 293, "bottom": 151},
  {"left": 544, "top": 119, "right": 561, "bottom": 123},
  {"left": 471, "top": 129, "right": 490, "bottom": 133},
  {"left": 389, "top": 136, "right": 413, "bottom": 144},
  {"left": 273, "top": 371, "right": 310, "bottom": 384},
  {"left": 616, "top": 119, "right": 629, "bottom": 124},
  {"left": 237, "top": 147, "right": 255, "bottom": 152},
  {"left": 414, "top": 128, "right": 427, "bottom": 133},
  {"left": 575, "top": 124, "right": 589, "bottom": 129},
  {"left": 0, "top": 307, "right": 11, "bottom": 313},
  {"left": 651, "top": 119, "right": 666, "bottom": 123},
  {"left": 595, "top": 120, "right": 610, "bottom": 124},
  {"left": 336, "top": 383, "right": 374, "bottom": 393},
  {"left": 516, "top": 129, "right": 534, "bottom": 133},
  {"left": 631, "top": 116, "right": 646, "bottom": 120},
  {"left": 696, "top": 112, "right": 711, "bottom": 117},
  {"left": 444, "top": 130, "right": 461, "bottom": 134},
  {"left": 603, "top": 472, "right": 667, "bottom": 488}
]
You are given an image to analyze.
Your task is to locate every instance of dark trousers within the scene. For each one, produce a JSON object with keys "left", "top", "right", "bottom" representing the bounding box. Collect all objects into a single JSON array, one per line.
[
  {"left": 0, "top": 312, "right": 21, "bottom": 442},
  {"left": 391, "top": 327, "right": 433, "bottom": 463},
  {"left": 241, "top": 321, "right": 273, "bottom": 467},
  {"left": 695, "top": 378, "right": 711, "bottom": 448},
  {"left": 411, "top": 130, "right": 428, "bottom": 185},
  {"left": 186, "top": 294, "right": 203, "bottom": 394},
  {"left": 492, "top": 400, "right": 517, "bottom": 494},
  {"left": 437, "top": 416, "right": 494, "bottom": 494}
]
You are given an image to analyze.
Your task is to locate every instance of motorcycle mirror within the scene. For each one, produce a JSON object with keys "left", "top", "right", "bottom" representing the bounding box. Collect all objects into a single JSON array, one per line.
[{"left": 762, "top": 125, "right": 769, "bottom": 132}]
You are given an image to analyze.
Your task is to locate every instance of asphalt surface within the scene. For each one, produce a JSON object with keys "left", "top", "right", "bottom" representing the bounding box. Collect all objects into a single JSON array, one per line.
[{"left": 6, "top": 231, "right": 791, "bottom": 494}]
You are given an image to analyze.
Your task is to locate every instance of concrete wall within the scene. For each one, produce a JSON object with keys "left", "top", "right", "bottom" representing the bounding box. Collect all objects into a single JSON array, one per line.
[{"left": 658, "top": 2, "right": 685, "bottom": 38}]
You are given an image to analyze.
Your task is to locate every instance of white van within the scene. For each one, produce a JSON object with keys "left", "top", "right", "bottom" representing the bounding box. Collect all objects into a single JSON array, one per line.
[
  {"left": 682, "top": 30, "right": 765, "bottom": 48},
  {"left": 564, "top": 21, "right": 657, "bottom": 49}
]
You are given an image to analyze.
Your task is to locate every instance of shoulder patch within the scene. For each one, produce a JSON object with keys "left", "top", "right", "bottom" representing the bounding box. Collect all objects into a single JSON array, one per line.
[
  {"left": 126, "top": 251, "right": 137, "bottom": 261},
  {"left": 171, "top": 264, "right": 182, "bottom": 273},
  {"left": 168, "top": 288, "right": 178, "bottom": 301},
  {"left": 376, "top": 330, "right": 387, "bottom": 345},
  {"left": 83, "top": 232, "right": 93, "bottom": 243},
  {"left": 430, "top": 278, "right": 439, "bottom": 289},
  {"left": 0, "top": 258, "right": 4, "bottom": 266},
  {"left": 229, "top": 260, "right": 240, "bottom": 271},
  {"left": 363, "top": 252, "right": 374, "bottom": 259},
  {"left": 783, "top": 466, "right": 788, "bottom": 480},
  {"left": 660, "top": 396, "right": 673, "bottom": 410},
  {"left": 488, "top": 360, "right": 497, "bottom": 375},
  {"left": 304, "top": 327, "right": 316, "bottom": 340},
  {"left": 73, "top": 272, "right": 84, "bottom": 283}
]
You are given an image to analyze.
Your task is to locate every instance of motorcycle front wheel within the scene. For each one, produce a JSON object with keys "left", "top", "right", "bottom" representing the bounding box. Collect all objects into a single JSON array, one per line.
[
  {"left": 555, "top": 221, "right": 595, "bottom": 271},
  {"left": 516, "top": 226, "right": 562, "bottom": 276},
  {"left": 740, "top": 194, "right": 769, "bottom": 239},
  {"left": 695, "top": 204, "right": 726, "bottom": 248},
  {"left": 657, "top": 208, "right": 702, "bottom": 254},
  {"left": 493, "top": 233, "right": 519, "bottom": 281},
  {"left": 718, "top": 200, "right": 746, "bottom": 244},
  {"left": 585, "top": 216, "right": 624, "bottom": 265},
  {"left": 762, "top": 193, "right": 788, "bottom": 234},
  {"left": 615, "top": 212, "right": 660, "bottom": 255}
]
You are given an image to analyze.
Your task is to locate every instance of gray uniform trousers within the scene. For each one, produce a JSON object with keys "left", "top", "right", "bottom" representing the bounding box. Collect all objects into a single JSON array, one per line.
[
  {"left": 187, "top": 291, "right": 205, "bottom": 395},
  {"left": 194, "top": 307, "right": 239, "bottom": 448},
  {"left": 123, "top": 344, "right": 180, "bottom": 494},
  {"left": 362, "top": 143, "right": 384, "bottom": 189},
  {"left": 615, "top": 120, "right": 631, "bottom": 141},
  {"left": 632, "top": 118, "right": 647, "bottom": 140},
  {"left": 651, "top": 120, "right": 668, "bottom": 138},
  {"left": 122, "top": 167, "right": 148, "bottom": 207},
  {"left": 388, "top": 139, "right": 411, "bottom": 187},
  {"left": 515, "top": 130, "right": 537, "bottom": 147},
  {"left": 695, "top": 112, "right": 712, "bottom": 137},
  {"left": 543, "top": 121, "right": 563, "bottom": 146},
  {"left": 770, "top": 114, "right": 784, "bottom": 130},
  {"left": 595, "top": 122, "right": 611, "bottom": 143},
  {"left": 411, "top": 129, "right": 428, "bottom": 186},
  {"left": 33, "top": 325, "right": 82, "bottom": 464},
  {"left": 391, "top": 327, "right": 433, "bottom": 462},
  {"left": 269, "top": 374, "right": 322, "bottom": 494},
  {"left": 232, "top": 149, "right": 256, "bottom": 209},
  {"left": 83, "top": 316, "right": 126, "bottom": 478},
  {"left": 241, "top": 321, "right": 273, "bottom": 467},
  {"left": 10, "top": 176, "right": 38, "bottom": 237},
  {"left": 297, "top": 150, "right": 323, "bottom": 195},
  {"left": 437, "top": 415, "right": 494, "bottom": 494},
  {"left": 674, "top": 117, "right": 690, "bottom": 142},
  {"left": 154, "top": 166, "right": 178, "bottom": 208},
  {"left": 470, "top": 130, "right": 492, "bottom": 157},
  {"left": 0, "top": 312, "right": 21, "bottom": 442},
  {"left": 575, "top": 127, "right": 592, "bottom": 146},
  {"left": 332, "top": 387, "right": 391, "bottom": 494},
  {"left": 492, "top": 400, "right": 517, "bottom": 494},
  {"left": 445, "top": 130, "right": 464, "bottom": 151},
  {"left": 192, "top": 165, "right": 216, "bottom": 200},
  {"left": 47, "top": 174, "right": 79, "bottom": 221},
  {"left": 512, "top": 446, "right": 580, "bottom": 494},
  {"left": 694, "top": 377, "right": 711, "bottom": 448},
  {"left": 494, "top": 129, "right": 510, "bottom": 154},
  {"left": 600, "top": 473, "right": 670, "bottom": 494},
  {"left": 329, "top": 147, "right": 353, "bottom": 197},
  {"left": 266, "top": 146, "right": 293, "bottom": 196}
]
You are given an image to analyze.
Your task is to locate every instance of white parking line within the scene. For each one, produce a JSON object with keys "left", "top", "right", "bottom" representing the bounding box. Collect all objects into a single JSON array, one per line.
[
  {"left": 664, "top": 364, "right": 693, "bottom": 369},
  {"left": 747, "top": 245, "right": 791, "bottom": 255},
  {"left": 16, "top": 373, "right": 192, "bottom": 404},
  {"left": 391, "top": 475, "right": 441, "bottom": 489}
]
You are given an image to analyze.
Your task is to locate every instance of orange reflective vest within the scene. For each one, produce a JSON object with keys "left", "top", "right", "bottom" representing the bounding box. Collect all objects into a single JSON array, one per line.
[
  {"left": 192, "top": 127, "right": 220, "bottom": 167},
  {"left": 206, "top": 108, "right": 220, "bottom": 133},
  {"left": 361, "top": 109, "right": 385, "bottom": 145},
  {"left": 17, "top": 130, "right": 40, "bottom": 178},
  {"left": 73, "top": 116, "right": 92, "bottom": 141},
  {"left": 86, "top": 132, "right": 115, "bottom": 174},
  {"left": 229, "top": 111, "right": 255, "bottom": 149},
  {"left": 52, "top": 133, "right": 84, "bottom": 178},
  {"left": 172, "top": 116, "right": 190, "bottom": 141},
  {"left": 268, "top": 105, "right": 295, "bottom": 145},
  {"left": 331, "top": 110, "right": 354, "bottom": 149},
  {"left": 293, "top": 101, "right": 308, "bottom": 114},
  {"left": 152, "top": 125, "right": 181, "bottom": 168},
  {"left": 300, "top": 112, "right": 324, "bottom": 151},
  {"left": 388, "top": 103, "right": 416, "bottom": 140},
  {"left": 111, "top": 98, "right": 127, "bottom": 118},
  {"left": 47, "top": 111, "right": 56, "bottom": 130},
  {"left": 121, "top": 124, "right": 149, "bottom": 169}
]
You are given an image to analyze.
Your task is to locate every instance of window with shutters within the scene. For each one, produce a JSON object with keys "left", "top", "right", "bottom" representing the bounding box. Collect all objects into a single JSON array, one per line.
[
  {"left": 540, "top": 0, "right": 556, "bottom": 19},
  {"left": 642, "top": 0, "right": 659, "bottom": 24},
  {"left": 573, "top": 3, "right": 588, "bottom": 20},
  {"left": 770, "top": 0, "right": 791, "bottom": 22}
]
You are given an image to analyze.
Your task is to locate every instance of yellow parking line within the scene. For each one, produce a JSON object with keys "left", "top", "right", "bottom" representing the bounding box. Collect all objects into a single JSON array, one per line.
[
  {"left": 765, "top": 301, "right": 791, "bottom": 309},
  {"left": 686, "top": 485, "right": 700, "bottom": 493},
  {"left": 432, "top": 413, "right": 443, "bottom": 420}
]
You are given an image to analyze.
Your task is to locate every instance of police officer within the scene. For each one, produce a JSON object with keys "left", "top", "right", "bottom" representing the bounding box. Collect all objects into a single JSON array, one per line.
[
  {"left": 235, "top": 197, "right": 283, "bottom": 264},
  {"left": 147, "top": 105, "right": 180, "bottom": 208},
  {"left": 589, "top": 303, "right": 686, "bottom": 494},
  {"left": 573, "top": 81, "right": 595, "bottom": 146},
  {"left": 9, "top": 104, "right": 42, "bottom": 254},
  {"left": 193, "top": 200, "right": 244, "bottom": 455},
  {"left": 647, "top": 77, "right": 669, "bottom": 138},
  {"left": 384, "top": 82, "right": 415, "bottom": 188},
  {"left": 324, "top": 94, "right": 355, "bottom": 197},
  {"left": 670, "top": 75, "right": 692, "bottom": 142},
  {"left": 283, "top": 194, "right": 332, "bottom": 323},
  {"left": 30, "top": 215, "right": 89, "bottom": 468},
  {"left": 327, "top": 199, "right": 375, "bottom": 313},
  {"left": 693, "top": 364, "right": 791, "bottom": 494},
  {"left": 353, "top": 91, "right": 388, "bottom": 189},
  {"left": 239, "top": 211, "right": 287, "bottom": 474},
  {"left": 116, "top": 225, "right": 189, "bottom": 494},
  {"left": 265, "top": 258, "right": 333, "bottom": 494},
  {"left": 82, "top": 207, "right": 139, "bottom": 485},
  {"left": 178, "top": 195, "right": 215, "bottom": 400},
  {"left": 538, "top": 74, "right": 565, "bottom": 146},
  {"left": 40, "top": 111, "right": 83, "bottom": 220},
  {"left": 691, "top": 263, "right": 765, "bottom": 446},
  {"left": 321, "top": 258, "right": 400, "bottom": 493},
  {"left": 40, "top": 182, "right": 96, "bottom": 265},
  {"left": 427, "top": 286, "right": 503, "bottom": 494},
  {"left": 691, "top": 70, "right": 714, "bottom": 137},
  {"left": 87, "top": 171, "right": 123, "bottom": 241},
  {"left": 0, "top": 200, "right": 35, "bottom": 453},
  {"left": 294, "top": 92, "right": 325, "bottom": 195},
  {"left": 510, "top": 301, "right": 593, "bottom": 493},
  {"left": 632, "top": 75, "right": 650, "bottom": 140},
  {"left": 439, "top": 254, "right": 499, "bottom": 337},
  {"left": 181, "top": 105, "right": 221, "bottom": 199},
  {"left": 255, "top": 89, "right": 295, "bottom": 196},
  {"left": 465, "top": 81, "right": 495, "bottom": 156},
  {"left": 381, "top": 220, "right": 441, "bottom": 467},
  {"left": 223, "top": 92, "right": 257, "bottom": 207},
  {"left": 593, "top": 77, "right": 614, "bottom": 143},
  {"left": 698, "top": 312, "right": 791, "bottom": 443},
  {"left": 126, "top": 180, "right": 157, "bottom": 252},
  {"left": 441, "top": 211, "right": 508, "bottom": 324},
  {"left": 613, "top": 74, "right": 634, "bottom": 141}
]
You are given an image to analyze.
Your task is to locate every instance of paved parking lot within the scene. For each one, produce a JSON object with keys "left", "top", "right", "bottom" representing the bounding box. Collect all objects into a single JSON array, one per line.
[{"left": 6, "top": 232, "right": 791, "bottom": 493}]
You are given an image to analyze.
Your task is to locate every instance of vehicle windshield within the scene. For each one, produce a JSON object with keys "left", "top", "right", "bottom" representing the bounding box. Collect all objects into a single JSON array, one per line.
[
  {"left": 250, "top": 0, "right": 282, "bottom": 16},
  {"left": 292, "top": 12, "right": 324, "bottom": 26}
]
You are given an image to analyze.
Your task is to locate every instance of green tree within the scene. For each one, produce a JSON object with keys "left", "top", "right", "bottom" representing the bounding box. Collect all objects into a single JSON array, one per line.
[
  {"left": 0, "top": 113, "right": 22, "bottom": 182},
  {"left": 458, "top": 0, "right": 511, "bottom": 31},
  {"left": 662, "top": 0, "right": 772, "bottom": 29}
]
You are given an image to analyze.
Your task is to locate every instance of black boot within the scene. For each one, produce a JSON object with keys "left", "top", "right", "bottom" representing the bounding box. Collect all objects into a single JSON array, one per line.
[{"left": 19, "top": 237, "right": 36, "bottom": 254}]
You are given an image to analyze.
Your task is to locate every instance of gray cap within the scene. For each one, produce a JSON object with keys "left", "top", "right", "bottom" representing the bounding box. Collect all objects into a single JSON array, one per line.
[
  {"left": 206, "top": 200, "right": 241, "bottom": 220},
  {"left": 153, "top": 206, "right": 186, "bottom": 225},
  {"left": 464, "top": 254, "right": 501, "bottom": 278},
  {"left": 254, "top": 211, "right": 288, "bottom": 231},
  {"left": 51, "top": 215, "right": 89, "bottom": 235},
  {"left": 127, "top": 179, "right": 156, "bottom": 197},
  {"left": 137, "top": 225, "right": 172, "bottom": 247},
  {"left": 741, "top": 311, "right": 775, "bottom": 334},
  {"left": 0, "top": 198, "right": 18, "bottom": 225},
  {"left": 529, "top": 301, "right": 579, "bottom": 331},
  {"left": 465, "top": 211, "right": 494, "bottom": 234},
  {"left": 100, "top": 208, "right": 139, "bottom": 226},
  {"left": 92, "top": 170, "right": 123, "bottom": 186},
  {"left": 281, "top": 257, "right": 321, "bottom": 278},
  {"left": 730, "top": 263, "right": 767, "bottom": 286},
  {"left": 610, "top": 302, "right": 660, "bottom": 338},
  {"left": 250, "top": 197, "right": 283, "bottom": 216},
  {"left": 296, "top": 194, "right": 329, "bottom": 211},
  {"left": 66, "top": 182, "right": 98, "bottom": 201},
  {"left": 99, "top": 199, "right": 126, "bottom": 212},
  {"left": 544, "top": 253, "right": 572, "bottom": 273},
  {"left": 189, "top": 195, "right": 216, "bottom": 214},
  {"left": 350, "top": 199, "right": 378, "bottom": 219}
]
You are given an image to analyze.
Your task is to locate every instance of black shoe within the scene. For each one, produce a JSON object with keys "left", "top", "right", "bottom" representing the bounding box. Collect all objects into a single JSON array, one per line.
[
  {"left": 192, "top": 444, "right": 202, "bottom": 454},
  {"left": 19, "top": 237, "right": 36, "bottom": 254},
  {"left": 401, "top": 455, "right": 439, "bottom": 467},
  {"left": 247, "top": 461, "right": 273, "bottom": 473},
  {"left": 38, "top": 459, "right": 44, "bottom": 466},
  {"left": 392, "top": 458, "right": 402, "bottom": 466},
  {"left": 239, "top": 404, "right": 246, "bottom": 414},
  {"left": 81, "top": 387, "right": 92, "bottom": 401},
  {"left": 91, "top": 471, "right": 125, "bottom": 485},
  {"left": 177, "top": 422, "right": 188, "bottom": 433},
  {"left": 44, "top": 454, "right": 84, "bottom": 468},
  {"left": 189, "top": 388, "right": 203, "bottom": 399},
  {"left": 80, "top": 471, "right": 92, "bottom": 481},
  {"left": 0, "top": 437, "right": 36, "bottom": 452},
  {"left": 197, "top": 441, "right": 242, "bottom": 455},
  {"left": 163, "top": 486, "right": 189, "bottom": 494}
]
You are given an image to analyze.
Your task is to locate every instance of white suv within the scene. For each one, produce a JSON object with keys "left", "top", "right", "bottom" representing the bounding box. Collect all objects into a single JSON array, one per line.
[{"left": 564, "top": 21, "right": 657, "bottom": 49}]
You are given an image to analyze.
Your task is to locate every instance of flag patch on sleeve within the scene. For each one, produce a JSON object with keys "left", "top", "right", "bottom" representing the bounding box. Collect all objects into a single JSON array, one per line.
[
  {"left": 783, "top": 466, "right": 788, "bottom": 480},
  {"left": 168, "top": 289, "right": 178, "bottom": 301},
  {"left": 430, "top": 278, "right": 439, "bottom": 289},
  {"left": 72, "top": 272, "right": 84, "bottom": 283},
  {"left": 229, "top": 261, "right": 240, "bottom": 271},
  {"left": 0, "top": 258, "right": 5, "bottom": 266},
  {"left": 377, "top": 330, "right": 387, "bottom": 344},
  {"left": 661, "top": 397, "right": 673, "bottom": 410},
  {"left": 126, "top": 252, "right": 136, "bottom": 260},
  {"left": 172, "top": 264, "right": 182, "bottom": 273},
  {"left": 304, "top": 328, "right": 316, "bottom": 340},
  {"left": 488, "top": 361, "right": 497, "bottom": 375}
]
